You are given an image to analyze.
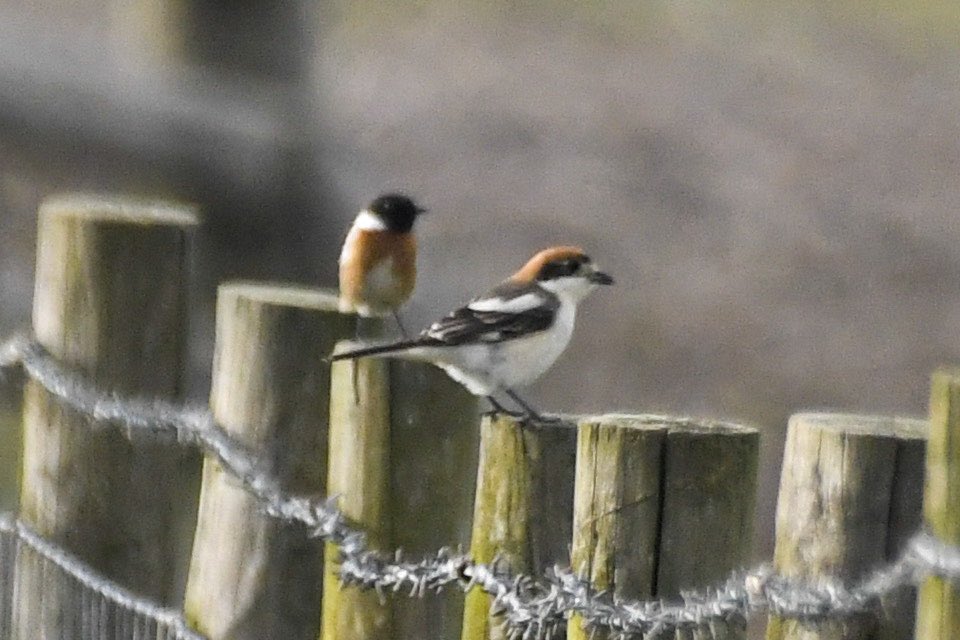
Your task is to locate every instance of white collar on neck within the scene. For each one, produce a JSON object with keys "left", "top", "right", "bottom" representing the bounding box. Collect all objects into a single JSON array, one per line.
[{"left": 354, "top": 209, "right": 388, "bottom": 231}]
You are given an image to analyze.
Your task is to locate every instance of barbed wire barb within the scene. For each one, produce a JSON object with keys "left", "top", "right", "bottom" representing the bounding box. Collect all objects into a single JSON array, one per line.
[{"left": 1, "top": 332, "right": 959, "bottom": 638}]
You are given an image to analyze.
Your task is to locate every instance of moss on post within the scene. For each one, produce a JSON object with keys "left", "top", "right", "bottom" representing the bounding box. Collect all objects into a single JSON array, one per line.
[
  {"left": 183, "top": 283, "right": 353, "bottom": 639},
  {"left": 17, "top": 195, "right": 198, "bottom": 639},
  {"left": 460, "top": 414, "right": 578, "bottom": 640},
  {"left": 322, "top": 354, "right": 393, "bottom": 640},
  {"left": 915, "top": 370, "right": 960, "bottom": 640},
  {"left": 767, "top": 413, "right": 927, "bottom": 640}
]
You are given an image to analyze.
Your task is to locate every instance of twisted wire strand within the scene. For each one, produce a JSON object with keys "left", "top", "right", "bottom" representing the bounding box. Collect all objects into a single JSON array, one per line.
[
  {"left": 0, "top": 514, "right": 204, "bottom": 640},
  {"left": 2, "top": 332, "right": 960, "bottom": 638}
]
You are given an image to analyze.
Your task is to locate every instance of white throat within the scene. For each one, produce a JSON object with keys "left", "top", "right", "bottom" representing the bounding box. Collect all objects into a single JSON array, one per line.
[
  {"left": 539, "top": 276, "right": 597, "bottom": 303},
  {"left": 353, "top": 209, "right": 387, "bottom": 231}
]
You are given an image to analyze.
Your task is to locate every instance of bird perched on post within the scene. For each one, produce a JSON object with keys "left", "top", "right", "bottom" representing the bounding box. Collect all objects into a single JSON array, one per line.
[
  {"left": 338, "top": 193, "right": 427, "bottom": 336},
  {"left": 330, "top": 246, "right": 614, "bottom": 421}
]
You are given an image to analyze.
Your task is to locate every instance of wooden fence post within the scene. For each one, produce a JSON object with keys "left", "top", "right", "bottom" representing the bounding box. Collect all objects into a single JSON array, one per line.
[
  {"left": 567, "top": 414, "right": 758, "bottom": 640},
  {"left": 767, "top": 413, "right": 927, "bottom": 640},
  {"left": 568, "top": 415, "right": 666, "bottom": 640},
  {"left": 657, "top": 417, "right": 759, "bottom": 601},
  {"left": 916, "top": 369, "right": 960, "bottom": 639},
  {"left": 321, "top": 347, "right": 479, "bottom": 640},
  {"left": 388, "top": 361, "right": 484, "bottom": 639},
  {"left": 16, "top": 195, "right": 198, "bottom": 638},
  {"left": 183, "top": 283, "right": 353, "bottom": 640},
  {"left": 460, "top": 414, "right": 578, "bottom": 640}
]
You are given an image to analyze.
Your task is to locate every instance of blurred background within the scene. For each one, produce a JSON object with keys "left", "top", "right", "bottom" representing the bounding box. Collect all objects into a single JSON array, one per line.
[{"left": 1, "top": 0, "right": 960, "bottom": 560}]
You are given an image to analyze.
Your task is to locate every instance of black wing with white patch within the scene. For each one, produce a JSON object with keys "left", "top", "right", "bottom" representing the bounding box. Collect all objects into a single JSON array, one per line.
[{"left": 419, "top": 281, "right": 559, "bottom": 346}]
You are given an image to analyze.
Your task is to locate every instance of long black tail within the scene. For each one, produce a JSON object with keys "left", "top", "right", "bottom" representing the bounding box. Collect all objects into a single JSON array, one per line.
[{"left": 328, "top": 339, "right": 426, "bottom": 362}]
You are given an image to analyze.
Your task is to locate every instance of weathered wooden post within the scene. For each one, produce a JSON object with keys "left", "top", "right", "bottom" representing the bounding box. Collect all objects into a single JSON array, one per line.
[
  {"left": 389, "top": 361, "right": 484, "bottom": 638},
  {"left": 183, "top": 283, "right": 353, "bottom": 639},
  {"left": 15, "top": 195, "right": 198, "bottom": 638},
  {"left": 567, "top": 414, "right": 759, "bottom": 640},
  {"left": 460, "top": 414, "right": 578, "bottom": 640},
  {"left": 657, "top": 417, "right": 759, "bottom": 600},
  {"left": 916, "top": 370, "right": 960, "bottom": 639},
  {"left": 321, "top": 347, "right": 479, "bottom": 640},
  {"left": 767, "top": 413, "right": 927, "bottom": 640},
  {"left": 568, "top": 415, "right": 666, "bottom": 640},
  {"left": 322, "top": 353, "right": 391, "bottom": 640}
]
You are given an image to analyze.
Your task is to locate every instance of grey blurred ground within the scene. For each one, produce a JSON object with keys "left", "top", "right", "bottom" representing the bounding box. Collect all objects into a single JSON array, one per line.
[{"left": 2, "top": 0, "right": 960, "bottom": 558}]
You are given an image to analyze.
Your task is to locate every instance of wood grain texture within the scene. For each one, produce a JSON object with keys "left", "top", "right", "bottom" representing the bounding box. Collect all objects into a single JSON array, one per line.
[
  {"left": 322, "top": 345, "right": 479, "bottom": 640},
  {"left": 16, "top": 195, "right": 197, "bottom": 639},
  {"left": 183, "top": 283, "right": 353, "bottom": 640},
  {"left": 388, "top": 360, "right": 480, "bottom": 640},
  {"left": 460, "top": 414, "right": 578, "bottom": 640},
  {"left": 568, "top": 415, "right": 666, "bottom": 640},
  {"left": 767, "top": 413, "right": 927, "bottom": 640},
  {"left": 564, "top": 414, "right": 757, "bottom": 640},
  {"left": 322, "top": 354, "right": 393, "bottom": 640},
  {"left": 656, "top": 417, "right": 759, "bottom": 605},
  {"left": 916, "top": 370, "right": 960, "bottom": 640}
]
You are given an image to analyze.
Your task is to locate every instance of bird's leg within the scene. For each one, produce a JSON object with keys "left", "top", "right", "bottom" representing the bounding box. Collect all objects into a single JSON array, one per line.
[
  {"left": 505, "top": 389, "right": 560, "bottom": 425},
  {"left": 485, "top": 395, "right": 523, "bottom": 418},
  {"left": 392, "top": 310, "right": 411, "bottom": 339}
]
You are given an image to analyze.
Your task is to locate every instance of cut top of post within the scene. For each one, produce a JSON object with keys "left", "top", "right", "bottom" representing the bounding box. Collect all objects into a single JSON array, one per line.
[
  {"left": 39, "top": 194, "right": 199, "bottom": 227},
  {"left": 218, "top": 281, "right": 344, "bottom": 312},
  {"left": 580, "top": 413, "right": 756, "bottom": 435},
  {"left": 791, "top": 412, "right": 928, "bottom": 439}
]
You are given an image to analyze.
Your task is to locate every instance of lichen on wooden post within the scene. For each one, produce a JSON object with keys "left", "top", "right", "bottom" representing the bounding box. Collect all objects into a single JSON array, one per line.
[
  {"left": 915, "top": 370, "right": 960, "bottom": 640},
  {"left": 183, "top": 283, "right": 353, "bottom": 640},
  {"left": 767, "top": 413, "right": 927, "bottom": 640},
  {"left": 321, "top": 345, "right": 479, "bottom": 640},
  {"left": 460, "top": 414, "right": 578, "bottom": 640},
  {"left": 16, "top": 194, "right": 198, "bottom": 639}
]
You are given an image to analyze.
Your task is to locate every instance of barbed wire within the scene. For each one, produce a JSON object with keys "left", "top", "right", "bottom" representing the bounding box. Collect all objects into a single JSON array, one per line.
[{"left": 2, "top": 331, "right": 959, "bottom": 639}]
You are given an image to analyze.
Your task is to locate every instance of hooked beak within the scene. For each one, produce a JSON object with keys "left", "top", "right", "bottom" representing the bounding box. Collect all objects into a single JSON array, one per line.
[
  {"left": 589, "top": 271, "right": 614, "bottom": 285},
  {"left": 415, "top": 206, "right": 428, "bottom": 215}
]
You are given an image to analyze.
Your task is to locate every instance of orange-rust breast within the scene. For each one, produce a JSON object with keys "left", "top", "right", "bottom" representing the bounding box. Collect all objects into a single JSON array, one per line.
[{"left": 339, "top": 230, "right": 416, "bottom": 315}]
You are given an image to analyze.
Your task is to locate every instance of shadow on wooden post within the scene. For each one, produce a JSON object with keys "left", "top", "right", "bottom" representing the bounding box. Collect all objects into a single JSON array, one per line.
[
  {"left": 460, "top": 414, "right": 578, "bottom": 640},
  {"left": 767, "top": 413, "right": 927, "bottom": 640},
  {"left": 322, "top": 344, "right": 479, "bottom": 640},
  {"left": 916, "top": 370, "right": 960, "bottom": 639},
  {"left": 15, "top": 195, "right": 199, "bottom": 639},
  {"left": 389, "top": 360, "right": 482, "bottom": 639},
  {"left": 568, "top": 414, "right": 758, "bottom": 640},
  {"left": 183, "top": 283, "right": 353, "bottom": 640}
]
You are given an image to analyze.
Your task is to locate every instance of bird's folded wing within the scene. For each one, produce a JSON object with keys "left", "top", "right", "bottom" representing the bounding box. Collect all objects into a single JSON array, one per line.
[{"left": 421, "top": 282, "right": 558, "bottom": 345}]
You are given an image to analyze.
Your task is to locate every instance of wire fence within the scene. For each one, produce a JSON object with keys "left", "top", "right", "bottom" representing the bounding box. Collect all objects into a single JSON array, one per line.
[
  {"left": 2, "top": 331, "right": 960, "bottom": 639},
  {"left": 0, "top": 514, "right": 204, "bottom": 640}
]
